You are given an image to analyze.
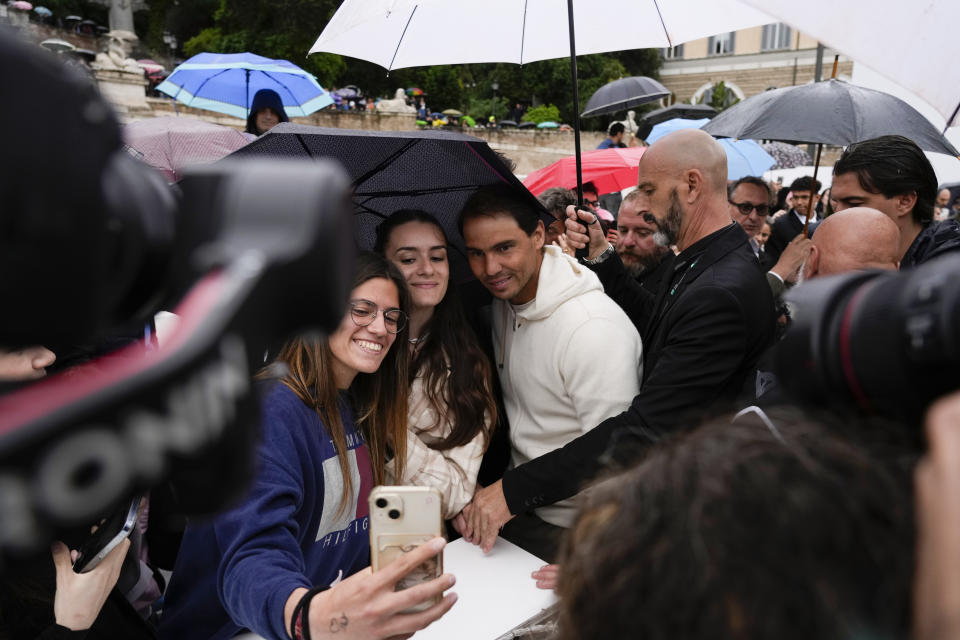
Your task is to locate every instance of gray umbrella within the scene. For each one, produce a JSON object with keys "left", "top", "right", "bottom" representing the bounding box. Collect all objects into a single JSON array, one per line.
[
  {"left": 581, "top": 76, "right": 670, "bottom": 118},
  {"left": 702, "top": 79, "right": 958, "bottom": 156}
]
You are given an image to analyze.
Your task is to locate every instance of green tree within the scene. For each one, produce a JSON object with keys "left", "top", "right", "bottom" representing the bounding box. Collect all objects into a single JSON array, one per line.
[{"left": 521, "top": 104, "right": 560, "bottom": 124}]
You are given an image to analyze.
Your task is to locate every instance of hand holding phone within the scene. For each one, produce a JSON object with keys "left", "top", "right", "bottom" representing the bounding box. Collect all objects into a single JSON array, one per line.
[
  {"left": 369, "top": 486, "right": 443, "bottom": 613},
  {"left": 53, "top": 537, "right": 130, "bottom": 630},
  {"left": 72, "top": 496, "right": 141, "bottom": 574}
]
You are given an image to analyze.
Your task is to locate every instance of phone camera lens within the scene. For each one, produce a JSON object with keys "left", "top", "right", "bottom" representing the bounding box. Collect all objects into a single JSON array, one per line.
[
  {"left": 388, "top": 509, "right": 401, "bottom": 520},
  {"left": 376, "top": 498, "right": 388, "bottom": 508}
]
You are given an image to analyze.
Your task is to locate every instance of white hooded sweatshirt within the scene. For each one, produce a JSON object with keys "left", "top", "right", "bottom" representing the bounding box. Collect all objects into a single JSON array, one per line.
[{"left": 492, "top": 246, "right": 643, "bottom": 527}]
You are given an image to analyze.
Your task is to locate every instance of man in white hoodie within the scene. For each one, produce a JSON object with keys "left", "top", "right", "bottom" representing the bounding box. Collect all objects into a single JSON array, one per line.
[{"left": 457, "top": 184, "right": 643, "bottom": 561}]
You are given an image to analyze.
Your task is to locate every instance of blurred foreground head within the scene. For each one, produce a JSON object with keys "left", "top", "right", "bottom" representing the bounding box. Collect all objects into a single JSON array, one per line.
[{"left": 557, "top": 410, "right": 915, "bottom": 640}]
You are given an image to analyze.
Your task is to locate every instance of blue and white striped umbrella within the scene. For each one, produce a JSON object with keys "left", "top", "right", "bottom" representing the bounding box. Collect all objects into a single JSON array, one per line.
[{"left": 156, "top": 52, "right": 333, "bottom": 119}]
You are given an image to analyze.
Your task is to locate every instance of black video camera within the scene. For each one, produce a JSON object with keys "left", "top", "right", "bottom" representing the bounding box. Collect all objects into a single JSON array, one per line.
[
  {"left": 773, "top": 253, "right": 960, "bottom": 423},
  {"left": 0, "top": 34, "right": 355, "bottom": 561}
]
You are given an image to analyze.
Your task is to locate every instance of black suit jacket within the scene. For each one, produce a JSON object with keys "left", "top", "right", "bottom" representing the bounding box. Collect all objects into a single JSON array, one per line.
[
  {"left": 501, "top": 224, "right": 776, "bottom": 512},
  {"left": 764, "top": 210, "right": 818, "bottom": 265}
]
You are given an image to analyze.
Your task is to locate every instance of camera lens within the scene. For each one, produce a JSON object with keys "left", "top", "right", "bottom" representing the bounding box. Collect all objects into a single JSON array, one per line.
[
  {"left": 376, "top": 498, "right": 387, "bottom": 508},
  {"left": 388, "top": 509, "right": 401, "bottom": 520}
]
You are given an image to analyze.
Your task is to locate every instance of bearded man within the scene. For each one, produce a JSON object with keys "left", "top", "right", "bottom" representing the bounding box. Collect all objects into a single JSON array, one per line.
[{"left": 614, "top": 190, "right": 672, "bottom": 296}]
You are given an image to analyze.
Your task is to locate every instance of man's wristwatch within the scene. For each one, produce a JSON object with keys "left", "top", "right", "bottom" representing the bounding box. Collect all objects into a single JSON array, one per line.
[{"left": 584, "top": 244, "right": 615, "bottom": 265}]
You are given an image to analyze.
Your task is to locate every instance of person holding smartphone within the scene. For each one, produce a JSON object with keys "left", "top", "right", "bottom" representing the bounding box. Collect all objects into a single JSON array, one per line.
[{"left": 160, "top": 253, "right": 456, "bottom": 640}]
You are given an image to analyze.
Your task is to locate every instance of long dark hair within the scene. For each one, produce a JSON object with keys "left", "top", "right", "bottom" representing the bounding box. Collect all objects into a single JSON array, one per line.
[
  {"left": 375, "top": 210, "right": 497, "bottom": 450},
  {"left": 257, "top": 252, "right": 410, "bottom": 511}
]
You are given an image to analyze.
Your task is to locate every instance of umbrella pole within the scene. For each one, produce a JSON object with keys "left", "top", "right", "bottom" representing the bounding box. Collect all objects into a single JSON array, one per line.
[
  {"left": 803, "top": 55, "right": 838, "bottom": 237},
  {"left": 245, "top": 69, "right": 250, "bottom": 119},
  {"left": 566, "top": 0, "right": 583, "bottom": 206},
  {"left": 566, "top": 0, "right": 588, "bottom": 259},
  {"left": 802, "top": 143, "right": 823, "bottom": 237}
]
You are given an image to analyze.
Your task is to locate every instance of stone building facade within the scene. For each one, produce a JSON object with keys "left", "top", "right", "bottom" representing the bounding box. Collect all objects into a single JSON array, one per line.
[{"left": 658, "top": 24, "right": 852, "bottom": 106}]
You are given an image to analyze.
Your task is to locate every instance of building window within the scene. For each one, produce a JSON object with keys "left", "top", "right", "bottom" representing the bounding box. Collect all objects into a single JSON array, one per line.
[
  {"left": 661, "top": 44, "right": 684, "bottom": 60},
  {"left": 707, "top": 32, "right": 735, "bottom": 56},
  {"left": 762, "top": 23, "right": 793, "bottom": 50}
]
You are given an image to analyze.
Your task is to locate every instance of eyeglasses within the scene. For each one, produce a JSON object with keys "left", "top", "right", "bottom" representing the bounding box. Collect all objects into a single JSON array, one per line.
[
  {"left": 583, "top": 198, "right": 599, "bottom": 208},
  {"left": 348, "top": 299, "right": 407, "bottom": 334},
  {"left": 728, "top": 201, "right": 770, "bottom": 216}
]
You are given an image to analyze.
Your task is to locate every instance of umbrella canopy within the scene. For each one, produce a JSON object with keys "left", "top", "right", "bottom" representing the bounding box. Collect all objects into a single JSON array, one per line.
[
  {"left": 702, "top": 79, "right": 959, "bottom": 156},
  {"left": 333, "top": 85, "right": 361, "bottom": 100},
  {"left": 499, "top": 120, "right": 518, "bottom": 128},
  {"left": 10, "top": 1, "right": 32, "bottom": 11},
  {"left": 581, "top": 76, "right": 670, "bottom": 118},
  {"left": 738, "top": 0, "right": 960, "bottom": 128},
  {"left": 442, "top": 109, "right": 463, "bottom": 117},
  {"left": 537, "top": 121, "right": 559, "bottom": 129},
  {"left": 123, "top": 116, "right": 250, "bottom": 183},
  {"left": 227, "top": 123, "right": 545, "bottom": 282},
  {"left": 636, "top": 103, "right": 717, "bottom": 139},
  {"left": 309, "top": 0, "right": 772, "bottom": 228},
  {"left": 136, "top": 59, "right": 166, "bottom": 74},
  {"left": 33, "top": 6, "right": 51, "bottom": 16},
  {"left": 39, "top": 38, "right": 74, "bottom": 53},
  {"left": 760, "top": 141, "right": 812, "bottom": 169},
  {"left": 646, "top": 117, "right": 710, "bottom": 143},
  {"left": 406, "top": 87, "right": 424, "bottom": 96},
  {"left": 310, "top": 0, "right": 771, "bottom": 69},
  {"left": 524, "top": 147, "right": 647, "bottom": 196},
  {"left": 155, "top": 52, "right": 333, "bottom": 119},
  {"left": 719, "top": 139, "right": 776, "bottom": 180}
]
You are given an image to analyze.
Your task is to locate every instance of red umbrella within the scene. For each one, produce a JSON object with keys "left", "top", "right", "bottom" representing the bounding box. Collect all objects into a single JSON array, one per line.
[
  {"left": 523, "top": 146, "right": 646, "bottom": 197},
  {"left": 123, "top": 116, "right": 250, "bottom": 183}
]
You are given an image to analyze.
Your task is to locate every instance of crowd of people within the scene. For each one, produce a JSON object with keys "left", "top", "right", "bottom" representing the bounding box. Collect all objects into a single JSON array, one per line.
[{"left": 7, "top": 27, "right": 960, "bottom": 640}]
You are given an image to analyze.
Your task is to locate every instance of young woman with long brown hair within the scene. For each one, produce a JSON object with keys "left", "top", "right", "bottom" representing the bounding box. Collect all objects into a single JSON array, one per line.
[
  {"left": 375, "top": 210, "right": 498, "bottom": 520},
  {"left": 160, "top": 252, "right": 457, "bottom": 640}
]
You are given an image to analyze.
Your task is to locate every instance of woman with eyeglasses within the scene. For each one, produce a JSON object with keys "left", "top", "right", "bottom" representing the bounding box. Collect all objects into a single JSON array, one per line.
[
  {"left": 375, "top": 210, "right": 498, "bottom": 521},
  {"left": 160, "top": 252, "right": 457, "bottom": 640}
]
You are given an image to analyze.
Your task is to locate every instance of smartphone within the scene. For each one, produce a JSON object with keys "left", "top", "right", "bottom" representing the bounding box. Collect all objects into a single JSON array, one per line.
[
  {"left": 72, "top": 496, "right": 141, "bottom": 573},
  {"left": 368, "top": 486, "right": 443, "bottom": 612}
]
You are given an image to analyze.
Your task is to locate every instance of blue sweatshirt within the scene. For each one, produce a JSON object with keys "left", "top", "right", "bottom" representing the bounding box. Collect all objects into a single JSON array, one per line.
[{"left": 159, "top": 383, "right": 373, "bottom": 640}]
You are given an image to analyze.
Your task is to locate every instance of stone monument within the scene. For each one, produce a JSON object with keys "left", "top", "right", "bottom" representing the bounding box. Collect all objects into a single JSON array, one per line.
[
  {"left": 92, "top": 29, "right": 148, "bottom": 115},
  {"left": 375, "top": 89, "right": 416, "bottom": 114}
]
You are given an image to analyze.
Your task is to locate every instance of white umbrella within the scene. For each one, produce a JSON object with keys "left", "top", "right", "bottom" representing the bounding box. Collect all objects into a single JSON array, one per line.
[
  {"left": 737, "top": 0, "right": 960, "bottom": 129},
  {"left": 310, "top": 0, "right": 773, "bottom": 69},
  {"left": 309, "top": 0, "right": 773, "bottom": 228}
]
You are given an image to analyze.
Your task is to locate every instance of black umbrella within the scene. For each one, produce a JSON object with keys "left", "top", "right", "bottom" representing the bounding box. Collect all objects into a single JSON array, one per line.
[
  {"left": 701, "top": 79, "right": 959, "bottom": 156},
  {"left": 580, "top": 76, "right": 670, "bottom": 118},
  {"left": 636, "top": 103, "right": 717, "bottom": 140},
  {"left": 227, "top": 123, "right": 547, "bottom": 282}
]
